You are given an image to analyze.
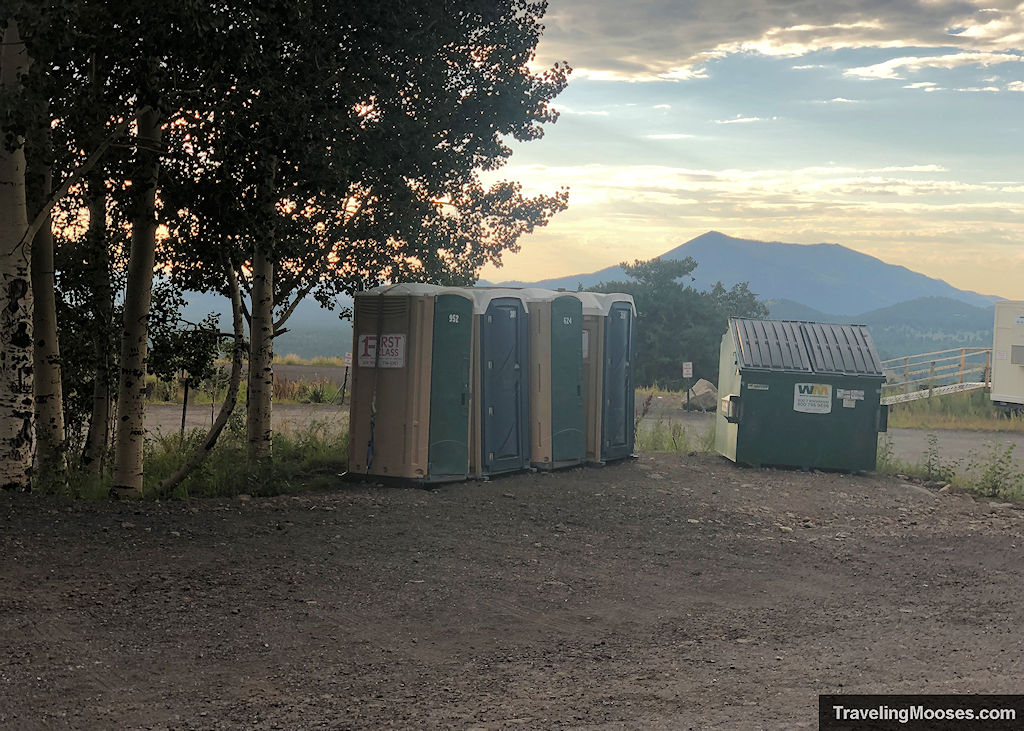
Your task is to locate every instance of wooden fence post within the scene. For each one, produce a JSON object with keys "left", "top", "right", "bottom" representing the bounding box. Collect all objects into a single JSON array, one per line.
[
  {"left": 959, "top": 348, "right": 966, "bottom": 384},
  {"left": 929, "top": 361, "right": 935, "bottom": 398}
]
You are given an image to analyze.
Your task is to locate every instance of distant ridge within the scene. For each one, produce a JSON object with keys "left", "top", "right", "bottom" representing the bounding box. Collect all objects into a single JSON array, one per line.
[
  {"left": 766, "top": 296, "right": 994, "bottom": 359},
  {"left": 492, "top": 231, "right": 998, "bottom": 315}
]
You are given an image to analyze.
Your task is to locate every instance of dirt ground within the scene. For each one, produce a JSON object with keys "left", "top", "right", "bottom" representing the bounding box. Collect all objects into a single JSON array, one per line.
[{"left": 4, "top": 453, "right": 1024, "bottom": 729}]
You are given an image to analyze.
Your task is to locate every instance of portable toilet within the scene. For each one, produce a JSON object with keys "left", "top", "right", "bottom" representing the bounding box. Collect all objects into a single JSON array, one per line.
[
  {"left": 348, "top": 284, "right": 473, "bottom": 482},
  {"left": 715, "top": 318, "right": 888, "bottom": 471},
  {"left": 522, "top": 289, "right": 585, "bottom": 470},
  {"left": 468, "top": 289, "right": 531, "bottom": 477},
  {"left": 578, "top": 292, "right": 637, "bottom": 464},
  {"left": 990, "top": 300, "right": 1024, "bottom": 412}
]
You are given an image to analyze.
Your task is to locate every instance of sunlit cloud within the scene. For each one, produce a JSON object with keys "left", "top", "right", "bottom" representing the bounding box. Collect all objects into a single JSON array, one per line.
[
  {"left": 536, "top": 1, "right": 1024, "bottom": 82},
  {"left": 845, "top": 51, "right": 1024, "bottom": 80}
]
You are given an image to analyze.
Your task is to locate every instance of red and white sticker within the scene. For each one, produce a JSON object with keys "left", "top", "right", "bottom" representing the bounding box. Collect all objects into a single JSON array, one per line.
[{"left": 357, "top": 333, "right": 406, "bottom": 368}]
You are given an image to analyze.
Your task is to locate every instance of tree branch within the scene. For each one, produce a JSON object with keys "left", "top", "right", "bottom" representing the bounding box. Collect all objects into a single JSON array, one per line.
[
  {"left": 15, "top": 107, "right": 149, "bottom": 257},
  {"left": 154, "top": 266, "right": 246, "bottom": 496}
]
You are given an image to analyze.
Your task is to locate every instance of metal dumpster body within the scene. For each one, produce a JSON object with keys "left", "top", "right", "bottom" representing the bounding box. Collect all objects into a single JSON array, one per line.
[{"left": 716, "top": 318, "right": 887, "bottom": 471}]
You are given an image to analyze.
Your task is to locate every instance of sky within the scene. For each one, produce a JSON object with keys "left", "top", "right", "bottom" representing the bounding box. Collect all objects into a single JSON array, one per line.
[{"left": 478, "top": 0, "right": 1024, "bottom": 299}]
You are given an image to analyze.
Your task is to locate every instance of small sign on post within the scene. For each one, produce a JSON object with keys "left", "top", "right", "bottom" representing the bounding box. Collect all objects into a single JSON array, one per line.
[
  {"left": 340, "top": 352, "right": 352, "bottom": 405},
  {"left": 682, "top": 361, "right": 693, "bottom": 410}
]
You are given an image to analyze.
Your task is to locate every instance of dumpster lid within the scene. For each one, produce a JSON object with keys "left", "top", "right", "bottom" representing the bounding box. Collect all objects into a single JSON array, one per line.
[
  {"left": 801, "top": 321, "right": 884, "bottom": 376},
  {"left": 731, "top": 318, "right": 812, "bottom": 372},
  {"left": 730, "top": 318, "right": 883, "bottom": 376}
]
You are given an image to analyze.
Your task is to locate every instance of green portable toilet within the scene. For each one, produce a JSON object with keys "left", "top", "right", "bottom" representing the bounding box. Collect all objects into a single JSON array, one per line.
[
  {"left": 468, "top": 289, "right": 532, "bottom": 477},
  {"left": 715, "top": 318, "right": 888, "bottom": 471},
  {"left": 348, "top": 284, "right": 473, "bottom": 483},
  {"left": 577, "top": 292, "right": 636, "bottom": 464},
  {"left": 523, "top": 289, "right": 585, "bottom": 469}
]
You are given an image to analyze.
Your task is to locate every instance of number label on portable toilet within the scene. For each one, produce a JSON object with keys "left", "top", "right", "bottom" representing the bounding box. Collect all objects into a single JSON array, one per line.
[{"left": 357, "top": 333, "right": 407, "bottom": 368}]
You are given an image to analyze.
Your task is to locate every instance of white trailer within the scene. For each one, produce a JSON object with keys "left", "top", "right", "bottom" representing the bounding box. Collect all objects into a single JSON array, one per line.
[{"left": 991, "top": 300, "right": 1024, "bottom": 411}]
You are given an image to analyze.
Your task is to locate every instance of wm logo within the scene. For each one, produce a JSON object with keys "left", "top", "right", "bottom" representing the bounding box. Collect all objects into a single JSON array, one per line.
[{"left": 797, "top": 384, "right": 830, "bottom": 395}]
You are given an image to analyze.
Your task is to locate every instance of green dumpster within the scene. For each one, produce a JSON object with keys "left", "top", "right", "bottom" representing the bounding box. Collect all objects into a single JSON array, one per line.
[{"left": 715, "top": 318, "right": 888, "bottom": 471}]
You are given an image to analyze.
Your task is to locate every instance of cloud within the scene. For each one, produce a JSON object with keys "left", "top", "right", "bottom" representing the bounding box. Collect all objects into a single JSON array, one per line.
[
  {"left": 715, "top": 115, "right": 778, "bottom": 124},
  {"left": 550, "top": 104, "right": 610, "bottom": 116},
  {"left": 653, "top": 104, "right": 672, "bottom": 109},
  {"left": 845, "top": 51, "right": 1024, "bottom": 80},
  {"left": 479, "top": 160, "right": 1024, "bottom": 297},
  {"left": 1009, "top": 80, "right": 1024, "bottom": 90},
  {"left": 645, "top": 133, "right": 694, "bottom": 139},
  {"left": 815, "top": 97, "right": 859, "bottom": 103},
  {"left": 535, "top": 1, "right": 1024, "bottom": 81}
]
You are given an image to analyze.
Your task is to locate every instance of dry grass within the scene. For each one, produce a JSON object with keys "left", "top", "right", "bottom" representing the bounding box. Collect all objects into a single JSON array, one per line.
[
  {"left": 273, "top": 353, "right": 347, "bottom": 367},
  {"left": 888, "top": 390, "right": 1024, "bottom": 432}
]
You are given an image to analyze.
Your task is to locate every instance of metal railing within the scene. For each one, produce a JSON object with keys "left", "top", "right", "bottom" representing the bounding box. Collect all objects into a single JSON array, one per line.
[{"left": 881, "top": 347, "right": 991, "bottom": 402}]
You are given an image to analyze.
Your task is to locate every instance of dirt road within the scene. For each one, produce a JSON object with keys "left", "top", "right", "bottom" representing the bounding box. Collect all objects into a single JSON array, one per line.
[{"left": 4, "top": 454, "right": 1024, "bottom": 729}]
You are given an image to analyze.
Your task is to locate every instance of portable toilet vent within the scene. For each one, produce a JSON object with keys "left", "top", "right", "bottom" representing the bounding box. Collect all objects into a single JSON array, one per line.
[
  {"left": 715, "top": 318, "right": 888, "bottom": 471},
  {"left": 348, "top": 284, "right": 473, "bottom": 482}
]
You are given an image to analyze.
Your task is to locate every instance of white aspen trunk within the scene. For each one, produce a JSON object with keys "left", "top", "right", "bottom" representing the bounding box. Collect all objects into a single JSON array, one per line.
[
  {"left": 246, "top": 248, "right": 274, "bottom": 463},
  {"left": 0, "top": 21, "right": 34, "bottom": 491},
  {"left": 31, "top": 166, "right": 66, "bottom": 482},
  {"left": 82, "top": 175, "right": 113, "bottom": 473},
  {"left": 156, "top": 268, "right": 245, "bottom": 495},
  {"left": 112, "top": 107, "right": 161, "bottom": 496}
]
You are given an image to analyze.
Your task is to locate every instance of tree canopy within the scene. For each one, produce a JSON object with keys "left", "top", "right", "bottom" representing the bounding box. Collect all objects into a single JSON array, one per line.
[{"left": 592, "top": 257, "right": 768, "bottom": 388}]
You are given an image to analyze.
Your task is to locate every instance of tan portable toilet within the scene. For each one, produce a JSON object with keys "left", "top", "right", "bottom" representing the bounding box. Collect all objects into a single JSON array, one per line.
[
  {"left": 522, "top": 289, "right": 585, "bottom": 470},
  {"left": 348, "top": 284, "right": 473, "bottom": 482},
  {"left": 577, "top": 292, "right": 637, "bottom": 464},
  {"left": 467, "top": 288, "right": 532, "bottom": 478}
]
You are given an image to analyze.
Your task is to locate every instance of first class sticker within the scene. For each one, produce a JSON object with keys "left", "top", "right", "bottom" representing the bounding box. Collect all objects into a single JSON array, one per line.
[
  {"left": 357, "top": 333, "right": 407, "bottom": 368},
  {"left": 794, "top": 383, "right": 832, "bottom": 414}
]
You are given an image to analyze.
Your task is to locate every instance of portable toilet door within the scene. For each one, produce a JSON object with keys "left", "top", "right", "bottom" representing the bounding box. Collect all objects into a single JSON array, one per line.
[
  {"left": 426, "top": 293, "right": 473, "bottom": 481},
  {"left": 480, "top": 296, "right": 530, "bottom": 475},
  {"left": 602, "top": 299, "right": 635, "bottom": 461},
  {"left": 549, "top": 295, "right": 585, "bottom": 466}
]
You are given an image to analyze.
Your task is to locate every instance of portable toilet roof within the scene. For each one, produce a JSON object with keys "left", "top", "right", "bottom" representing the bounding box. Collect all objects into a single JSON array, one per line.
[
  {"left": 729, "top": 318, "right": 883, "bottom": 377},
  {"left": 467, "top": 287, "right": 533, "bottom": 314},
  {"left": 576, "top": 292, "right": 637, "bottom": 317},
  {"left": 356, "top": 282, "right": 472, "bottom": 300}
]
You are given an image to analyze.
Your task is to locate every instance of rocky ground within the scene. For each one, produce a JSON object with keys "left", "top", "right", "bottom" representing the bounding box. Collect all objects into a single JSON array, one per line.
[{"left": 3, "top": 453, "right": 1024, "bottom": 729}]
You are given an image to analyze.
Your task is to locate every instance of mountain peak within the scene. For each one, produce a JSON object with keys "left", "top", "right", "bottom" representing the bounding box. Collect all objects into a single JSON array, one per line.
[{"left": 493, "top": 232, "right": 997, "bottom": 315}]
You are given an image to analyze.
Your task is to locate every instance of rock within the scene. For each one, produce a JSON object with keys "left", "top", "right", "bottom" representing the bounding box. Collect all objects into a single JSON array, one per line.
[{"left": 684, "top": 379, "right": 718, "bottom": 411}]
